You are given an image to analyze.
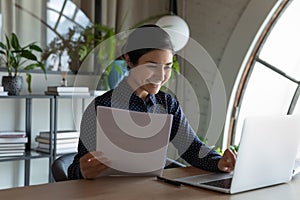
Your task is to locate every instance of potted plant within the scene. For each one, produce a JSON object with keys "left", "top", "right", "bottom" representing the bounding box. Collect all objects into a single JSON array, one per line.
[
  {"left": 42, "top": 24, "right": 115, "bottom": 74},
  {"left": 42, "top": 24, "right": 128, "bottom": 90},
  {"left": 0, "top": 33, "right": 46, "bottom": 95}
]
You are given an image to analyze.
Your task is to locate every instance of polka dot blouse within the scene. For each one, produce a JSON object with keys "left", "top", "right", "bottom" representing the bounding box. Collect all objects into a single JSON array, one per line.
[{"left": 68, "top": 79, "right": 222, "bottom": 180}]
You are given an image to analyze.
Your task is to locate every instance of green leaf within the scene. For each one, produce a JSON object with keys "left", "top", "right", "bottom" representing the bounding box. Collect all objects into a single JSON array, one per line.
[
  {"left": 38, "top": 62, "right": 47, "bottom": 75},
  {"left": 233, "top": 145, "right": 239, "bottom": 152},
  {"left": 24, "top": 62, "right": 47, "bottom": 77},
  {"left": 199, "top": 136, "right": 208, "bottom": 145},
  {"left": 172, "top": 56, "right": 180, "bottom": 74},
  {"left": 11, "top": 33, "right": 21, "bottom": 50},
  {"left": 26, "top": 73, "right": 32, "bottom": 93},
  {"left": 5, "top": 35, "right": 10, "bottom": 50},
  {"left": 10, "top": 55, "right": 17, "bottom": 67},
  {"left": 38, "top": 61, "right": 47, "bottom": 77},
  {"left": 0, "top": 41, "right": 7, "bottom": 50},
  {"left": 24, "top": 63, "right": 39, "bottom": 71},
  {"left": 20, "top": 50, "right": 37, "bottom": 61},
  {"left": 30, "top": 44, "right": 43, "bottom": 52},
  {"left": 78, "top": 46, "right": 88, "bottom": 61},
  {"left": 215, "top": 147, "right": 223, "bottom": 155}
]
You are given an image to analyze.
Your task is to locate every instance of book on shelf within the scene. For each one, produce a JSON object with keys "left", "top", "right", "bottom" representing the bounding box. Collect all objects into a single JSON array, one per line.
[
  {"left": 38, "top": 130, "right": 80, "bottom": 139},
  {"left": 0, "top": 152, "right": 25, "bottom": 157},
  {"left": 47, "top": 86, "right": 89, "bottom": 93},
  {"left": 0, "top": 91, "right": 8, "bottom": 96},
  {"left": 0, "top": 137, "right": 28, "bottom": 144},
  {"left": 36, "top": 147, "right": 77, "bottom": 154},
  {"left": 45, "top": 91, "right": 90, "bottom": 96},
  {"left": 0, "top": 149, "right": 25, "bottom": 157},
  {"left": 0, "top": 131, "right": 26, "bottom": 138},
  {"left": 38, "top": 142, "right": 77, "bottom": 150},
  {"left": 0, "top": 143, "right": 25, "bottom": 147},
  {"left": 0, "top": 144, "right": 25, "bottom": 150},
  {"left": 0, "top": 149, "right": 25, "bottom": 154},
  {"left": 35, "top": 136, "right": 79, "bottom": 144}
]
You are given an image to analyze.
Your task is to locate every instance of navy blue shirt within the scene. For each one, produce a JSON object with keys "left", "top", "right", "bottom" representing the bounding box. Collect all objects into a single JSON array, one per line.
[{"left": 68, "top": 79, "right": 221, "bottom": 179}]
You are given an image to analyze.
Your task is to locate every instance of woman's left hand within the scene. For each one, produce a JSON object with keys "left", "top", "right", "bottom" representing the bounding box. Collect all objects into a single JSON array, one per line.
[{"left": 218, "top": 149, "right": 236, "bottom": 172}]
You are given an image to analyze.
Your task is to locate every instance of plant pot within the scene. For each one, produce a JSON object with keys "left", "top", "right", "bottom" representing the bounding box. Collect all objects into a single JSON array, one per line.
[
  {"left": 108, "top": 60, "right": 128, "bottom": 89},
  {"left": 1, "top": 76, "right": 23, "bottom": 95}
]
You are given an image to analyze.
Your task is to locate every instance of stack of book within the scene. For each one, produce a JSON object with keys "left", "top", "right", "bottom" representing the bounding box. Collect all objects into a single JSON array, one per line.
[
  {"left": 0, "top": 131, "right": 28, "bottom": 157},
  {"left": 45, "top": 86, "right": 90, "bottom": 96},
  {"left": 0, "top": 86, "right": 8, "bottom": 96},
  {"left": 35, "top": 130, "right": 79, "bottom": 154}
]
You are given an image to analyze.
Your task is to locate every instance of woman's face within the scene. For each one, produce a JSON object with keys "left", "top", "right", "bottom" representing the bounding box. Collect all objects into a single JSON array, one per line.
[{"left": 126, "top": 49, "right": 173, "bottom": 100}]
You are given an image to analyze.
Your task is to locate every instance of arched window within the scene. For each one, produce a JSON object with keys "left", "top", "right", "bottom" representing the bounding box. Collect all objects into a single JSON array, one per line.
[
  {"left": 227, "top": 0, "right": 300, "bottom": 157},
  {"left": 46, "top": 0, "right": 91, "bottom": 44},
  {"left": 46, "top": 0, "right": 92, "bottom": 71}
]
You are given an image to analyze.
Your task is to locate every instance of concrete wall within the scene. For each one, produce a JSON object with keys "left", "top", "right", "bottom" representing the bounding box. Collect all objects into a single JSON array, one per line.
[{"left": 177, "top": 0, "right": 279, "bottom": 148}]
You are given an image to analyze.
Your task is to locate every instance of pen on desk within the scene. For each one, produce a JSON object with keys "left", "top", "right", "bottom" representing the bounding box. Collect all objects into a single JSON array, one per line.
[{"left": 156, "top": 176, "right": 182, "bottom": 186}]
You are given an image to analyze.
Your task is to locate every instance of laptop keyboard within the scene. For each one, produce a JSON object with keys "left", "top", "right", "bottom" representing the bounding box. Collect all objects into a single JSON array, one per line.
[{"left": 201, "top": 178, "right": 232, "bottom": 189}]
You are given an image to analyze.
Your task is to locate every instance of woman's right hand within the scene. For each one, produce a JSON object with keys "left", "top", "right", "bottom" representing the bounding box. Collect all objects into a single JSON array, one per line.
[{"left": 79, "top": 151, "right": 111, "bottom": 179}]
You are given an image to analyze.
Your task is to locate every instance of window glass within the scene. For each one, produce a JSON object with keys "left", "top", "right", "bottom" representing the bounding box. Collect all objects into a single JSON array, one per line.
[
  {"left": 0, "top": 14, "right": 2, "bottom": 41},
  {"left": 291, "top": 94, "right": 300, "bottom": 159},
  {"left": 47, "top": 0, "right": 91, "bottom": 37},
  {"left": 56, "top": 16, "right": 73, "bottom": 35},
  {"left": 64, "top": 0, "right": 77, "bottom": 19},
  {"left": 259, "top": 0, "right": 300, "bottom": 79},
  {"left": 45, "top": 0, "right": 92, "bottom": 71},
  {"left": 47, "top": 0, "right": 64, "bottom": 11},
  {"left": 74, "top": 12, "right": 91, "bottom": 28},
  {"left": 291, "top": 98, "right": 300, "bottom": 115},
  {"left": 234, "top": 62, "right": 297, "bottom": 144},
  {"left": 47, "top": 10, "right": 59, "bottom": 28}
]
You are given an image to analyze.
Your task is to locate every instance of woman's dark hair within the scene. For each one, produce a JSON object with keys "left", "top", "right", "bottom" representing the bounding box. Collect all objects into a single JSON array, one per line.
[{"left": 122, "top": 24, "right": 174, "bottom": 65}]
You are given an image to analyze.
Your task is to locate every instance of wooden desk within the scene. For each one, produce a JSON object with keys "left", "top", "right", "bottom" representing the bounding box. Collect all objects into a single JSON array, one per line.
[{"left": 0, "top": 167, "right": 299, "bottom": 200}]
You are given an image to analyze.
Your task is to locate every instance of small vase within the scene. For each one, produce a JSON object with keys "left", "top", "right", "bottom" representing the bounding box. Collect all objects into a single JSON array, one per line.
[{"left": 1, "top": 76, "right": 23, "bottom": 95}]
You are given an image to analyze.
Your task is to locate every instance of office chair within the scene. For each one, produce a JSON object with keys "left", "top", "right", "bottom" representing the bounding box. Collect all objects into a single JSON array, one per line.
[
  {"left": 52, "top": 153, "right": 185, "bottom": 182},
  {"left": 52, "top": 153, "right": 77, "bottom": 182}
]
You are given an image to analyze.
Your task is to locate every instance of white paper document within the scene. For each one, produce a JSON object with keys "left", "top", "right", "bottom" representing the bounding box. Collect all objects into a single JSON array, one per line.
[{"left": 96, "top": 106, "right": 173, "bottom": 176}]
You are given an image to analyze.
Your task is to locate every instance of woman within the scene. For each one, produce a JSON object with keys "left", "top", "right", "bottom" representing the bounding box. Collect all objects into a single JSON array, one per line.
[{"left": 68, "top": 24, "right": 235, "bottom": 180}]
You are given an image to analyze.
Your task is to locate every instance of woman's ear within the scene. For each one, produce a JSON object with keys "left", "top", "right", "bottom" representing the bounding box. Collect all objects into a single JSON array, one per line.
[{"left": 124, "top": 54, "right": 133, "bottom": 69}]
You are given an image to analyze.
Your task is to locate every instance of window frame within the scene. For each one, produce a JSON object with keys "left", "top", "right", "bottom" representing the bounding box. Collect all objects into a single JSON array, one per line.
[{"left": 225, "top": 0, "right": 292, "bottom": 146}]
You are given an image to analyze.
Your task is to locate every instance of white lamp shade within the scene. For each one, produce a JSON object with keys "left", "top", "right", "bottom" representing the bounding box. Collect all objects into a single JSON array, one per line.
[{"left": 156, "top": 15, "right": 190, "bottom": 51}]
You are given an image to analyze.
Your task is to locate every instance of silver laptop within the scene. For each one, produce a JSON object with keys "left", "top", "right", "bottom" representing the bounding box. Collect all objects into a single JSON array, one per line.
[{"left": 175, "top": 115, "right": 300, "bottom": 194}]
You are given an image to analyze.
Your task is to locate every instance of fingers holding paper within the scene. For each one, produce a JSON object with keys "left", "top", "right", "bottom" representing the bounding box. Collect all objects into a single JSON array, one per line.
[
  {"left": 80, "top": 151, "right": 111, "bottom": 179},
  {"left": 218, "top": 149, "right": 236, "bottom": 173}
]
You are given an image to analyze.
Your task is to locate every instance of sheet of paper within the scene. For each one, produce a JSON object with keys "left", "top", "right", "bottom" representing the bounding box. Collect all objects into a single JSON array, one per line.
[{"left": 96, "top": 106, "right": 173, "bottom": 176}]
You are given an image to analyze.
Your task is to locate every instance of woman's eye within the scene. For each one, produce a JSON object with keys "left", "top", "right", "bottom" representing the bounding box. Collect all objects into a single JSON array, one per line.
[
  {"left": 143, "top": 63, "right": 157, "bottom": 68},
  {"left": 164, "top": 65, "right": 172, "bottom": 70},
  {"left": 148, "top": 65, "right": 157, "bottom": 68},
  {"left": 142, "top": 63, "right": 172, "bottom": 70}
]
